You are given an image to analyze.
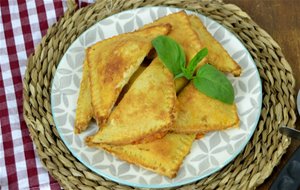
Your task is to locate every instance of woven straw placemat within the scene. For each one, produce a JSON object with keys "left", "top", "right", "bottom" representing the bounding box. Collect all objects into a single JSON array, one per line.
[{"left": 23, "top": 0, "right": 297, "bottom": 189}]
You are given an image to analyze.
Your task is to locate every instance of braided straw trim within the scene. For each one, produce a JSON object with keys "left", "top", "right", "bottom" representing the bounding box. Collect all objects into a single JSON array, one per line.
[{"left": 23, "top": 0, "right": 296, "bottom": 189}]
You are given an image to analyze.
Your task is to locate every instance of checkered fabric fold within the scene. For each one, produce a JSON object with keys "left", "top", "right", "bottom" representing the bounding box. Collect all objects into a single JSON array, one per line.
[{"left": 0, "top": 1, "right": 93, "bottom": 189}]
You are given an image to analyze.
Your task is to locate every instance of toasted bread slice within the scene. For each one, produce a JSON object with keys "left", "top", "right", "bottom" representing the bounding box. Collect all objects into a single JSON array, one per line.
[
  {"left": 74, "top": 59, "right": 93, "bottom": 134},
  {"left": 88, "top": 58, "right": 177, "bottom": 145},
  {"left": 87, "top": 24, "right": 171, "bottom": 125},
  {"left": 87, "top": 133, "right": 196, "bottom": 178},
  {"left": 189, "top": 15, "right": 241, "bottom": 76},
  {"left": 172, "top": 83, "right": 239, "bottom": 134}
]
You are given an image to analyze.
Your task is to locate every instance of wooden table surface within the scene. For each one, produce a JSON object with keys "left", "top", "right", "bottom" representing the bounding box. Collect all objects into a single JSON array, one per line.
[{"left": 224, "top": 0, "right": 300, "bottom": 189}]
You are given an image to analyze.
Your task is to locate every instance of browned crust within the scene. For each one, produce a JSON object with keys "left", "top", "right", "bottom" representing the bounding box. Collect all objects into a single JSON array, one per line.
[
  {"left": 188, "top": 15, "right": 241, "bottom": 76},
  {"left": 132, "top": 131, "right": 168, "bottom": 144},
  {"left": 96, "top": 86, "right": 178, "bottom": 145},
  {"left": 87, "top": 24, "right": 172, "bottom": 126},
  {"left": 174, "top": 117, "right": 240, "bottom": 134},
  {"left": 74, "top": 58, "right": 94, "bottom": 134},
  {"left": 86, "top": 133, "right": 196, "bottom": 178},
  {"left": 88, "top": 57, "right": 179, "bottom": 145},
  {"left": 172, "top": 82, "right": 240, "bottom": 135},
  {"left": 195, "top": 133, "right": 205, "bottom": 139},
  {"left": 128, "top": 96, "right": 177, "bottom": 145},
  {"left": 99, "top": 146, "right": 177, "bottom": 178},
  {"left": 139, "top": 85, "right": 177, "bottom": 142},
  {"left": 75, "top": 120, "right": 90, "bottom": 134}
]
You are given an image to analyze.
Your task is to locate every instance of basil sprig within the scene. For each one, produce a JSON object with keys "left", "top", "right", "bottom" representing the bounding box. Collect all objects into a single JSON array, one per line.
[
  {"left": 152, "top": 35, "right": 234, "bottom": 104},
  {"left": 193, "top": 64, "right": 234, "bottom": 104},
  {"left": 151, "top": 35, "right": 185, "bottom": 77}
]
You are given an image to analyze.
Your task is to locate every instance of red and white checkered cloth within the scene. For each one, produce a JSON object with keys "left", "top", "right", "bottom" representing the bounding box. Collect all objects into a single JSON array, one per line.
[{"left": 0, "top": 1, "right": 94, "bottom": 189}]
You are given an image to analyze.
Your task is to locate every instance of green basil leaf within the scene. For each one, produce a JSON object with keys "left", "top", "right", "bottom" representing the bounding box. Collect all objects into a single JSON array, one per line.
[
  {"left": 152, "top": 36, "right": 186, "bottom": 76},
  {"left": 187, "top": 48, "right": 208, "bottom": 74},
  {"left": 174, "top": 72, "right": 185, "bottom": 80},
  {"left": 193, "top": 64, "right": 234, "bottom": 104},
  {"left": 182, "top": 68, "right": 193, "bottom": 80}
]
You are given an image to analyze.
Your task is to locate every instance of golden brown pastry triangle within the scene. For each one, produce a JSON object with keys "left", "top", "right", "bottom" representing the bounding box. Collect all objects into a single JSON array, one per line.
[
  {"left": 144, "top": 12, "right": 241, "bottom": 92},
  {"left": 87, "top": 24, "right": 171, "bottom": 126},
  {"left": 87, "top": 58, "right": 177, "bottom": 145},
  {"left": 189, "top": 15, "right": 241, "bottom": 76},
  {"left": 88, "top": 133, "right": 196, "bottom": 178},
  {"left": 143, "top": 11, "right": 206, "bottom": 92},
  {"left": 144, "top": 11, "right": 204, "bottom": 62},
  {"left": 74, "top": 59, "right": 93, "bottom": 134},
  {"left": 172, "top": 83, "right": 239, "bottom": 134}
]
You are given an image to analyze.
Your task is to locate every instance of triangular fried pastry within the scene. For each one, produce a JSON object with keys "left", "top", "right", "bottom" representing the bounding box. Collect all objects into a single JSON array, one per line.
[
  {"left": 172, "top": 83, "right": 239, "bottom": 134},
  {"left": 87, "top": 24, "right": 171, "bottom": 125},
  {"left": 87, "top": 133, "right": 196, "bottom": 178},
  {"left": 87, "top": 58, "right": 177, "bottom": 145},
  {"left": 144, "top": 11, "right": 204, "bottom": 62},
  {"left": 74, "top": 59, "right": 93, "bottom": 134},
  {"left": 188, "top": 15, "right": 241, "bottom": 76},
  {"left": 143, "top": 11, "right": 205, "bottom": 92}
]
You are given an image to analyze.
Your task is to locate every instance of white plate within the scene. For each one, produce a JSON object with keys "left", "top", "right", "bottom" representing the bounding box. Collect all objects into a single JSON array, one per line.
[{"left": 51, "top": 7, "right": 262, "bottom": 189}]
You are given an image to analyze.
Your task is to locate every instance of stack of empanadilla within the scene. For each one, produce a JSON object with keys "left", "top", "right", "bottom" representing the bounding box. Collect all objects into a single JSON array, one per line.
[{"left": 74, "top": 11, "right": 241, "bottom": 178}]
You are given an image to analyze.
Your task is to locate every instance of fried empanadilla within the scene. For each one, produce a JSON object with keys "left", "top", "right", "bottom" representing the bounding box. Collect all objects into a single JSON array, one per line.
[
  {"left": 74, "top": 59, "right": 93, "bottom": 134},
  {"left": 144, "top": 12, "right": 241, "bottom": 93},
  {"left": 188, "top": 15, "right": 241, "bottom": 76},
  {"left": 87, "top": 133, "right": 196, "bottom": 178},
  {"left": 143, "top": 11, "right": 205, "bottom": 91},
  {"left": 75, "top": 11, "right": 242, "bottom": 179},
  {"left": 87, "top": 24, "right": 171, "bottom": 125},
  {"left": 144, "top": 11, "right": 204, "bottom": 63},
  {"left": 87, "top": 58, "right": 177, "bottom": 145},
  {"left": 172, "top": 83, "right": 239, "bottom": 134}
]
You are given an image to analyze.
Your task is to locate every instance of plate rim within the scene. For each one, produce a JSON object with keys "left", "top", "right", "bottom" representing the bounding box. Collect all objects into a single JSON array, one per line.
[{"left": 50, "top": 6, "right": 263, "bottom": 189}]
